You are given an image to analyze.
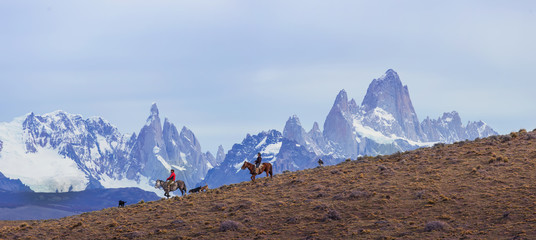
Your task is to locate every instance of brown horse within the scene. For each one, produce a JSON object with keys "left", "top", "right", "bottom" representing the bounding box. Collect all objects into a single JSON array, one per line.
[{"left": 241, "top": 162, "right": 273, "bottom": 182}]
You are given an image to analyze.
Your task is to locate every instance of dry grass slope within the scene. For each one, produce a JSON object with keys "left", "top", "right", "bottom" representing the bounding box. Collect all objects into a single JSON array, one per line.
[{"left": 1, "top": 129, "right": 536, "bottom": 239}]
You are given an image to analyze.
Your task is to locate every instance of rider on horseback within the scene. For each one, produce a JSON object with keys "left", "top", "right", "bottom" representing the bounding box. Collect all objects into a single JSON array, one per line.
[
  {"left": 166, "top": 169, "right": 175, "bottom": 190},
  {"left": 255, "top": 153, "right": 262, "bottom": 174}
]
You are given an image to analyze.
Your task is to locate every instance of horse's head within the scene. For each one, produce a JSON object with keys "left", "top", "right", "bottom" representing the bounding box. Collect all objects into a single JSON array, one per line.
[
  {"left": 241, "top": 162, "right": 248, "bottom": 170},
  {"left": 154, "top": 180, "right": 162, "bottom": 188}
]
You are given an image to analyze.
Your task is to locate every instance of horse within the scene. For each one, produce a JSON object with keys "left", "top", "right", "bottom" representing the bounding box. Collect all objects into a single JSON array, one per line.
[
  {"left": 155, "top": 179, "right": 187, "bottom": 198},
  {"left": 241, "top": 162, "right": 273, "bottom": 182}
]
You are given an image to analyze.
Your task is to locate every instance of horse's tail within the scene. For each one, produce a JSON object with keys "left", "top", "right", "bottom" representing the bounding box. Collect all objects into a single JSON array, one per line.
[{"left": 269, "top": 164, "right": 273, "bottom": 178}]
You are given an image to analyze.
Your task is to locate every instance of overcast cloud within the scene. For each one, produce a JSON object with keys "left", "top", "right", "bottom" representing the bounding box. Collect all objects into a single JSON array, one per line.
[{"left": 1, "top": 1, "right": 535, "bottom": 153}]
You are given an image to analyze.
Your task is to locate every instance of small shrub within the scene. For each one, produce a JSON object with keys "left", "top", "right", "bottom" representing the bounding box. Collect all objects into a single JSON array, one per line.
[
  {"left": 349, "top": 190, "right": 371, "bottom": 199},
  {"left": 313, "top": 204, "right": 328, "bottom": 211},
  {"left": 171, "top": 220, "right": 185, "bottom": 226},
  {"left": 231, "top": 200, "right": 252, "bottom": 211},
  {"left": 439, "top": 194, "right": 450, "bottom": 201},
  {"left": 138, "top": 199, "right": 145, "bottom": 204},
  {"left": 220, "top": 220, "right": 243, "bottom": 232},
  {"left": 312, "top": 184, "right": 324, "bottom": 191},
  {"left": 501, "top": 135, "right": 512, "bottom": 142},
  {"left": 424, "top": 221, "right": 450, "bottom": 232},
  {"left": 324, "top": 209, "right": 341, "bottom": 220},
  {"left": 108, "top": 221, "right": 118, "bottom": 228},
  {"left": 433, "top": 143, "right": 445, "bottom": 148},
  {"left": 510, "top": 132, "right": 518, "bottom": 138},
  {"left": 123, "top": 231, "right": 146, "bottom": 239},
  {"left": 377, "top": 155, "right": 385, "bottom": 161},
  {"left": 211, "top": 203, "right": 227, "bottom": 211},
  {"left": 315, "top": 192, "right": 327, "bottom": 198},
  {"left": 345, "top": 158, "right": 352, "bottom": 162},
  {"left": 290, "top": 179, "right": 304, "bottom": 184},
  {"left": 491, "top": 156, "right": 509, "bottom": 163},
  {"left": 69, "top": 222, "right": 82, "bottom": 230},
  {"left": 285, "top": 217, "right": 299, "bottom": 224},
  {"left": 333, "top": 194, "right": 345, "bottom": 200},
  {"left": 415, "top": 190, "right": 425, "bottom": 199}
]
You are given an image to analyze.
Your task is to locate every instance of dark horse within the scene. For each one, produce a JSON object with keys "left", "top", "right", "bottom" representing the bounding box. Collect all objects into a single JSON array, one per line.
[
  {"left": 241, "top": 162, "right": 273, "bottom": 182},
  {"left": 155, "top": 180, "right": 187, "bottom": 198}
]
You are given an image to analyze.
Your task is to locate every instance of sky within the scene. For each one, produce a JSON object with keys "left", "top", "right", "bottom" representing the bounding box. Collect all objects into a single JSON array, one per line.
[{"left": 1, "top": 1, "right": 535, "bottom": 154}]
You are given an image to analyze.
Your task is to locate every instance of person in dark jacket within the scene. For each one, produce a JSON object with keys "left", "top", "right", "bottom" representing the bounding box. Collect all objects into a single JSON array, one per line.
[
  {"left": 166, "top": 169, "right": 175, "bottom": 190},
  {"left": 318, "top": 158, "right": 324, "bottom": 167},
  {"left": 255, "top": 152, "right": 262, "bottom": 170}
]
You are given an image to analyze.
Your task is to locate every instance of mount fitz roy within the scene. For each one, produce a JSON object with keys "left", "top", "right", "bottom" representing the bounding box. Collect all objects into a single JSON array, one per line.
[
  {"left": 0, "top": 104, "right": 224, "bottom": 195},
  {"left": 204, "top": 69, "right": 497, "bottom": 187},
  {"left": 0, "top": 69, "right": 497, "bottom": 195}
]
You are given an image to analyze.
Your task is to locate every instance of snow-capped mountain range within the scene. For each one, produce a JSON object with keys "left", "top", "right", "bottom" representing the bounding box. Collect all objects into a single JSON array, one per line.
[
  {"left": 0, "top": 69, "right": 497, "bottom": 193},
  {"left": 204, "top": 69, "right": 497, "bottom": 187},
  {"left": 0, "top": 104, "right": 223, "bottom": 195}
]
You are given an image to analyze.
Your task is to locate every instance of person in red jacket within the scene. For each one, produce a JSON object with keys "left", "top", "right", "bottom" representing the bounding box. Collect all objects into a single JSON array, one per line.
[{"left": 166, "top": 169, "right": 175, "bottom": 190}]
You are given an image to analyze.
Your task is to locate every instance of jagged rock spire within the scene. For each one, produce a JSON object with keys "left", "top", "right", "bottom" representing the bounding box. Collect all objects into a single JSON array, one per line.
[{"left": 361, "top": 69, "right": 423, "bottom": 141}]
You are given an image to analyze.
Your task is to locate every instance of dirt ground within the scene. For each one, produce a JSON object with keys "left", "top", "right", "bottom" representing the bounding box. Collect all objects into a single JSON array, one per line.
[{"left": 1, "top": 129, "right": 535, "bottom": 239}]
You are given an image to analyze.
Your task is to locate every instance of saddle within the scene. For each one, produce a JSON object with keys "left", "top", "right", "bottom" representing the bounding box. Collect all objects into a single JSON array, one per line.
[{"left": 165, "top": 181, "right": 176, "bottom": 190}]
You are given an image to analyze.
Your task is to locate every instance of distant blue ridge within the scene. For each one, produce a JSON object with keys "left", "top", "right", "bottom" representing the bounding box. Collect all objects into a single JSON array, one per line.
[{"left": 0, "top": 187, "right": 159, "bottom": 220}]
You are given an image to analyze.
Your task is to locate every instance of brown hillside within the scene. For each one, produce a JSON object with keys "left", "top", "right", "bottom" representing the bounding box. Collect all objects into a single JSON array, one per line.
[{"left": 1, "top": 129, "right": 536, "bottom": 239}]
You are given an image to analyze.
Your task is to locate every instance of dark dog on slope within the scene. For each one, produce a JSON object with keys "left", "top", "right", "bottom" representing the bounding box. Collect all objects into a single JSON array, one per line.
[
  {"left": 188, "top": 184, "right": 208, "bottom": 193},
  {"left": 118, "top": 200, "right": 126, "bottom": 208}
]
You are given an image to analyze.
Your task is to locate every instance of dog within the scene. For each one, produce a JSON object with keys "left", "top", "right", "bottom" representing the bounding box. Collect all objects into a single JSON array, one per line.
[
  {"left": 189, "top": 186, "right": 202, "bottom": 193},
  {"left": 188, "top": 184, "right": 208, "bottom": 193},
  {"left": 118, "top": 200, "right": 126, "bottom": 208}
]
